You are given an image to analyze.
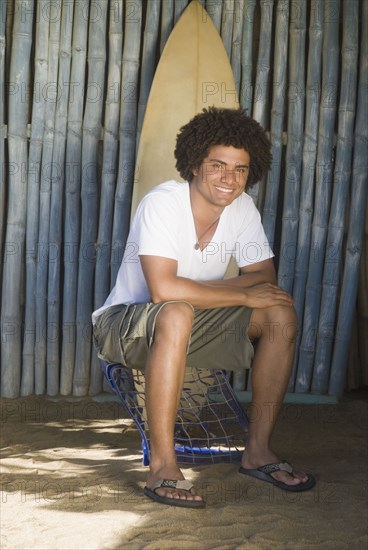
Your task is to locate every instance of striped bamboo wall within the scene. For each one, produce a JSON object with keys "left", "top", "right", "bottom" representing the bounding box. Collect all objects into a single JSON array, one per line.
[{"left": 0, "top": 0, "right": 367, "bottom": 399}]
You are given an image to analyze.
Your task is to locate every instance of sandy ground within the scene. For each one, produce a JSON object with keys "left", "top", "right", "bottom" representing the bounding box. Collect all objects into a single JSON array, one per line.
[{"left": 1, "top": 391, "right": 367, "bottom": 550}]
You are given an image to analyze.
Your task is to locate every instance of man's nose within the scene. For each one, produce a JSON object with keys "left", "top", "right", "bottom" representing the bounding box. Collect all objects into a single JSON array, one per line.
[{"left": 220, "top": 168, "right": 238, "bottom": 183}]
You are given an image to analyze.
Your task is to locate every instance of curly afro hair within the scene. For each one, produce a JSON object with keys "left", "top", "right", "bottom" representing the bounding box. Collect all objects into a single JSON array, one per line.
[{"left": 174, "top": 107, "right": 272, "bottom": 188}]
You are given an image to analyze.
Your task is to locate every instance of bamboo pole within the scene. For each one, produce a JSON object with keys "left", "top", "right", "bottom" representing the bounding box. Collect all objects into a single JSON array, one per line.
[
  {"left": 346, "top": 313, "right": 360, "bottom": 390},
  {"left": 46, "top": 0, "right": 74, "bottom": 396},
  {"left": 354, "top": 207, "right": 368, "bottom": 386},
  {"left": 34, "top": 0, "right": 62, "bottom": 395},
  {"left": 262, "top": 0, "right": 290, "bottom": 244},
  {"left": 91, "top": 0, "right": 124, "bottom": 396},
  {"left": 290, "top": 0, "right": 324, "bottom": 391},
  {"left": 160, "top": 0, "right": 174, "bottom": 54},
  {"left": 240, "top": 0, "right": 256, "bottom": 114},
  {"left": 0, "top": 0, "right": 7, "bottom": 284},
  {"left": 230, "top": 0, "right": 244, "bottom": 97},
  {"left": 230, "top": 0, "right": 246, "bottom": 393},
  {"left": 359, "top": 207, "right": 368, "bottom": 382},
  {"left": 241, "top": 8, "right": 259, "bottom": 391},
  {"left": 73, "top": 0, "right": 108, "bottom": 397},
  {"left": 252, "top": 0, "right": 274, "bottom": 129},
  {"left": 1, "top": 0, "right": 33, "bottom": 398},
  {"left": 312, "top": 0, "right": 359, "bottom": 394},
  {"left": 5, "top": 0, "right": 13, "bottom": 81},
  {"left": 110, "top": 0, "right": 142, "bottom": 285},
  {"left": 221, "top": 0, "right": 235, "bottom": 60},
  {"left": 136, "top": 0, "right": 160, "bottom": 145},
  {"left": 235, "top": 0, "right": 268, "bottom": 392},
  {"left": 277, "top": 0, "right": 306, "bottom": 294},
  {"left": 249, "top": 0, "right": 274, "bottom": 208},
  {"left": 204, "top": 0, "right": 222, "bottom": 32},
  {"left": 328, "top": 0, "right": 368, "bottom": 398},
  {"left": 21, "top": 0, "right": 50, "bottom": 396},
  {"left": 60, "top": 0, "right": 89, "bottom": 396},
  {"left": 174, "top": 0, "right": 189, "bottom": 23},
  {"left": 295, "top": 0, "right": 341, "bottom": 393}
]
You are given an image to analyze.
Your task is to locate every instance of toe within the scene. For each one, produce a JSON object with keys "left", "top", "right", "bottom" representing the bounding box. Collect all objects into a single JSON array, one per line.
[
  {"left": 271, "top": 468, "right": 310, "bottom": 486},
  {"left": 153, "top": 485, "right": 202, "bottom": 502}
]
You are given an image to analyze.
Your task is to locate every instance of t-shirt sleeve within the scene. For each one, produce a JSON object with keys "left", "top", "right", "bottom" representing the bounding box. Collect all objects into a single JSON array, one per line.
[
  {"left": 235, "top": 198, "right": 274, "bottom": 268},
  {"left": 132, "top": 192, "right": 180, "bottom": 260}
]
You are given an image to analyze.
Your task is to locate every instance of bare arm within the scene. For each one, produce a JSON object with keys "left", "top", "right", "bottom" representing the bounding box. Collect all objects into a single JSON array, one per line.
[
  {"left": 203, "top": 258, "right": 277, "bottom": 288},
  {"left": 139, "top": 256, "right": 294, "bottom": 309}
]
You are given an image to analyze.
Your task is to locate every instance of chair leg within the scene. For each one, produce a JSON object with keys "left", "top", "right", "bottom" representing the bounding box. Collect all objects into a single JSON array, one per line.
[
  {"left": 100, "top": 361, "right": 151, "bottom": 465},
  {"left": 99, "top": 360, "right": 248, "bottom": 466}
]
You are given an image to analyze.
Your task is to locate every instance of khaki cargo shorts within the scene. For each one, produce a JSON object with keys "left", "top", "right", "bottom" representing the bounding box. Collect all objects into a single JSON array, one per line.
[{"left": 93, "top": 301, "right": 254, "bottom": 372}]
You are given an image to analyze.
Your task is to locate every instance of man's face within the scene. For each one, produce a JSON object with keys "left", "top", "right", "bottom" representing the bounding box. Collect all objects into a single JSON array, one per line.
[{"left": 191, "top": 145, "right": 250, "bottom": 209}]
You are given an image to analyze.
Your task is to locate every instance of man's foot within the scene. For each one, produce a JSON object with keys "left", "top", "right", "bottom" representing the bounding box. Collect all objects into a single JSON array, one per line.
[
  {"left": 240, "top": 450, "right": 315, "bottom": 492},
  {"left": 145, "top": 466, "right": 205, "bottom": 507},
  {"left": 144, "top": 479, "right": 206, "bottom": 508}
]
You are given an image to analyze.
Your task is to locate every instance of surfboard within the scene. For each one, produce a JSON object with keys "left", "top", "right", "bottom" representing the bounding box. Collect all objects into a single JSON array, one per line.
[{"left": 132, "top": 0, "right": 239, "bottom": 212}]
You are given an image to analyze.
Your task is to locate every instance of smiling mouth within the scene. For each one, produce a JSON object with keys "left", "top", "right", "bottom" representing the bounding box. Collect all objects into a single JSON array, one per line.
[{"left": 214, "top": 186, "right": 234, "bottom": 194}]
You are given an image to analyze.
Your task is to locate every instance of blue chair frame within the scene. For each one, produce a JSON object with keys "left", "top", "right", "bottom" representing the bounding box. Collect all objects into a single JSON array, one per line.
[{"left": 100, "top": 359, "right": 249, "bottom": 466}]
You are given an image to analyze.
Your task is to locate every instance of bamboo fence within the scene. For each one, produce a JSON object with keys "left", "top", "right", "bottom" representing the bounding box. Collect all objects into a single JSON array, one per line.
[
  {"left": 296, "top": 0, "right": 341, "bottom": 392},
  {"left": 290, "top": 0, "right": 324, "bottom": 390},
  {"left": 277, "top": 0, "right": 306, "bottom": 294},
  {"left": 93, "top": 0, "right": 124, "bottom": 395},
  {"left": 2, "top": 0, "right": 33, "bottom": 398},
  {"left": 21, "top": 0, "right": 51, "bottom": 396},
  {"left": 328, "top": 0, "right": 368, "bottom": 397},
  {"left": 47, "top": 0, "right": 74, "bottom": 396},
  {"left": 60, "top": 0, "right": 88, "bottom": 396},
  {"left": 239, "top": 0, "right": 255, "bottom": 113},
  {"left": 312, "top": 0, "right": 359, "bottom": 394},
  {"left": 0, "top": 1, "right": 6, "bottom": 284},
  {"left": 262, "top": 0, "right": 289, "bottom": 244},
  {"left": 248, "top": 0, "right": 274, "bottom": 207},
  {"left": 110, "top": 0, "right": 142, "bottom": 286},
  {"left": 0, "top": 0, "right": 367, "bottom": 399},
  {"left": 136, "top": 0, "right": 160, "bottom": 144},
  {"left": 34, "top": 0, "right": 62, "bottom": 396},
  {"left": 73, "top": 0, "right": 109, "bottom": 396}
]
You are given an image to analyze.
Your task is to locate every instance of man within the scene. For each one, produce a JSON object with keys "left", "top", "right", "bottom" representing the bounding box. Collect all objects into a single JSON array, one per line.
[{"left": 93, "top": 107, "right": 316, "bottom": 509}]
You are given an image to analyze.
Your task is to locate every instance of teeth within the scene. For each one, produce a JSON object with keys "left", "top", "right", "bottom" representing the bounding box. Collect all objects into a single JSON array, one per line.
[{"left": 215, "top": 186, "right": 232, "bottom": 193}]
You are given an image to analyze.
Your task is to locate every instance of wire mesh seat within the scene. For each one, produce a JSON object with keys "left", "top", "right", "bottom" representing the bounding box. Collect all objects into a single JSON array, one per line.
[{"left": 100, "top": 359, "right": 248, "bottom": 466}]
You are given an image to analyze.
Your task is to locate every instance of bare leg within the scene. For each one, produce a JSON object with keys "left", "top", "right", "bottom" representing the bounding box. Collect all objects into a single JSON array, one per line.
[
  {"left": 242, "top": 304, "right": 310, "bottom": 486},
  {"left": 145, "top": 302, "right": 203, "bottom": 503}
]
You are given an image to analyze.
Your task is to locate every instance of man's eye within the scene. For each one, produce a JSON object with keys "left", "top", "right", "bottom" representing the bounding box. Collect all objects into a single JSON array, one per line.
[{"left": 211, "top": 163, "right": 222, "bottom": 170}]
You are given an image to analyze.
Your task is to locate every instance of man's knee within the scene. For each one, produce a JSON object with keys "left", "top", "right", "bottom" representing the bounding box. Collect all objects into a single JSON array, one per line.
[
  {"left": 249, "top": 305, "right": 297, "bottom": 342},
  {"left": 155, "top": 302, "right": 194, "bottom": 335}
]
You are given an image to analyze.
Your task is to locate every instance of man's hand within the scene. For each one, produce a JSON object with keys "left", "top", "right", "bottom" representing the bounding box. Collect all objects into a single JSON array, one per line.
[{"left": 242, "top": 283, "right": 295, "bottom": 309}]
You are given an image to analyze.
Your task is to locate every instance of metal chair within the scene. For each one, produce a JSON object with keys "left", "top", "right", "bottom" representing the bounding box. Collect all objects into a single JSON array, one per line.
[{"left": 100, "top": 359, "right": 249, "bottom": 466}]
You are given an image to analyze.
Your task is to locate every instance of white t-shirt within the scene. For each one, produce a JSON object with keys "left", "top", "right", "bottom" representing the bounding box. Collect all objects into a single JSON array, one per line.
[{"left": 92, "top": 180, "right": 273, "bottom": 322}]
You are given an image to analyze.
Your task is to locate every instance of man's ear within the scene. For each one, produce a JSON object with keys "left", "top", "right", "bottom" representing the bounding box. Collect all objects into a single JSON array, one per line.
[{"left": 192, "top": 166, "right": 199, "bottom": 176}]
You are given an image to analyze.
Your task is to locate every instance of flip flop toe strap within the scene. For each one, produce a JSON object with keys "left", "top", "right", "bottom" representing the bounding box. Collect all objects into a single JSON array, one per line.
[
  {"left": 258, "top": 461, "right": 293, "bottom": 475},
  {"left": 150, "top": 479, "right": 194, "bottom": 492}
]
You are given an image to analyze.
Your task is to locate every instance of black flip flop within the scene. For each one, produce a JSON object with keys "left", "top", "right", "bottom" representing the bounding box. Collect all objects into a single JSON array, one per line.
[
  {"left": 239, "top": 460, "right": 316, "bottom": 492},
  {"left": 144, "top": 479, "right": 206, "bottom": 508}
]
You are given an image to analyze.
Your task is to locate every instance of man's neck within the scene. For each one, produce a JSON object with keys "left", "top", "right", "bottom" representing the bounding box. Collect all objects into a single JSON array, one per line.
[{"left": 189, "top": 182, "right": 225, "bottom": 224}]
